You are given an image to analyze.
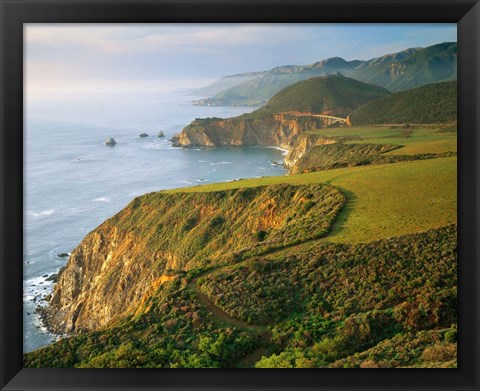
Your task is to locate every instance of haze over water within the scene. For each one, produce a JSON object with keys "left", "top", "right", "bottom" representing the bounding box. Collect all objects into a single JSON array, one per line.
[{"left": 24, "top": 92, "right": 286, "bottom": 353}]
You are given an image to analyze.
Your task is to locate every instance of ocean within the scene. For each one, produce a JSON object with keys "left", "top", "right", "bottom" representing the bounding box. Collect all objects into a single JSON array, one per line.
[{"left": 23, "top": 91, "right": 286, "bottom": 353}]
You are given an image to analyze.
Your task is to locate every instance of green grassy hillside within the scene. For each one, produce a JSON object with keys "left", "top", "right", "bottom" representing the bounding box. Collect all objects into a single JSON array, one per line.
[
  {"left": 109, "top": 183, "right": 345, "bottom": 268},
  {"left": 312, "top": 124, "right": 457, "bottom": 155},
  {"left": 290, "top": 143, "right": 400, "bottom": 174},
  {"left": 172, "top": 123, "right": 457, "bottom": 244},
  {"left": 247, "top": 75, "right": 389, "bottom": 119},
  {"left": 348, "top": 81, "right": 456, "bottom": 125},
  {"left": 291, "top": 124, "right": 457, "bottom": 174},
  {"left": 166, "top": 156, "right": 456, "bottom": 244}
]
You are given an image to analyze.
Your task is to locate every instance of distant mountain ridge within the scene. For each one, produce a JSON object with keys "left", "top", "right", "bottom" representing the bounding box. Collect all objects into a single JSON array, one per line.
[{"left": 193, "top": 42, "right": 457, "bottom": 107}]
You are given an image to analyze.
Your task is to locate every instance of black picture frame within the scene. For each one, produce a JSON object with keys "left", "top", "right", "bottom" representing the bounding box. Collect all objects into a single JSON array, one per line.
[{"left": 1, "top": 0, "right": 479, "bottom": 390}]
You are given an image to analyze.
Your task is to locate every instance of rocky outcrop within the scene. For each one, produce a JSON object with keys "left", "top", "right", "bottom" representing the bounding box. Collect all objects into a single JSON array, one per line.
[
  {"left": 284, "top": 133, "right": 337, "bottom": 168},
  {"left": 139, "top": 133, "right": 149, "bottom": 138},
  {"left": 172, "top": 114, "right": 336, "bottom": 165},
  {"left": 104, "top": 138, "right": 116, "bottom": 146},
  {"left": 157, "top": 130, "right": 165, "bottom": 138},
  {"left": 48, "top": 225, "right": 165, "bottom": 332},
  {"left": 46, "top": 267, "right": 66, "bottom": 283},
  {"left": 173, "top": 115, "right": 329, "bottom": 149}
]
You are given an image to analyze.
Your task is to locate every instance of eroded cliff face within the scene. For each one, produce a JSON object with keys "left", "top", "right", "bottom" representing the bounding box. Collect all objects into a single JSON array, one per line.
[
  {"left": 386, "top": 62, "right": 409, "bottom": 80},
  {"left": 48, "top": 224, "right": 170, "bottom": 333},
  {"left": 46, "top": 184, "right": 345, "bottom": 334},
  {"left": 284, "top": 134, "right": 337, "bottom": 169},
  {"left": 172, "top": 115, "right": 332, "bottom": 152}
]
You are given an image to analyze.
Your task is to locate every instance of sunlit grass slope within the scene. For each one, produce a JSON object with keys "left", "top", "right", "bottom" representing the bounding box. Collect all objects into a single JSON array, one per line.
[
  {"left": 165, "top": 156, "right": 456, "bottom": 244},
  {"left": 310, "top": 125, "right": 457, "bottom": 155}
]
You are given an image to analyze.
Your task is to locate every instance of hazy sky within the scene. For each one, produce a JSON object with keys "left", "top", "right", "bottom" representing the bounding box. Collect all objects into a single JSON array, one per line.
[{"left": 25, "top": 23, "right": 456, "bottom": 96}]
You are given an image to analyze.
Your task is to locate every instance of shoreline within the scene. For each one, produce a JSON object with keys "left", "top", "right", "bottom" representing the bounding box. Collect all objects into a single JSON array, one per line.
[
  {"left": 259, "top": 145, "right": 289, "bottom": 156},
  {"left": 27, "top": 144, "right": 287, "bottom": 352}
]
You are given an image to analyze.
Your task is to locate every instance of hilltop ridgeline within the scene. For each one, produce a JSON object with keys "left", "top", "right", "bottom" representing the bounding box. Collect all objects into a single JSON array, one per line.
[
  {"left": 193, "top": 42, "right": 457, "bottom": 106},
  {"left": 253, "top": 75, "right": 389, "bottom": 118},
  {"left": 348, "top": 81, "right": 457, "bottom": 125}
]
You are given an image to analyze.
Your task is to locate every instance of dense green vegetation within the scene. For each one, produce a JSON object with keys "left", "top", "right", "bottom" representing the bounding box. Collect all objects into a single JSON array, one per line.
[
  {"left": 330, "top": 328, "right": 457, "bottom": 368},
  {"left": 25, "top": 225, "right": 457, "bottom": 368},
  {"left": 24, "top": 279, "right": 261, "bottom": 368},
  {"left": 245, "top": 75, "right": 389, "bottom": 119},
  {"left": 202, "top": 225, "right": 457, "bottom": 369},
  {"left": 348, "top": 81, "right": 456, "bottom": 125},
  {"left": 200, "top": 225, "right": 456, "bottom": 328}
]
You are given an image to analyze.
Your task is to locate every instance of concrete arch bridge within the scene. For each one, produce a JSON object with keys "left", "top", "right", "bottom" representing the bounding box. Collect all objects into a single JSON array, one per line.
[{"left": 275, "top": 111, "right": 351, "bottom": 126}]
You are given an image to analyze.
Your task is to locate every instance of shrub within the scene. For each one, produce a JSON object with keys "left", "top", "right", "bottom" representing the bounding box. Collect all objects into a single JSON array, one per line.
[{"left": 254, "top": 230, "right": 267, "bottom": 242}]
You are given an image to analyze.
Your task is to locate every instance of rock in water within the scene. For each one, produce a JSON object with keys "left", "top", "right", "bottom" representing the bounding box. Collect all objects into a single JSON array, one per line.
[
  {"left": 139, "top": 133, "right": 149, "bottom": 138},
  {"left": 105, "top": 137, "right": 116, "bottom": 146},
  {"left": 157, "top": 130, "right": 165, "bottom": 138},
  {"left": 46, "top": 266, "right": 66, "bottom": 283}
]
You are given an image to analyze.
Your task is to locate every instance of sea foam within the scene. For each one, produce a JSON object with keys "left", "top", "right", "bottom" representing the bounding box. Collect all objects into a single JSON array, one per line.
[
  {"left": 28, "top": 209, "right": 55, "bottom": 218},
  {"left": 93, "top": 197, "right": 111, "bottom": 202}
]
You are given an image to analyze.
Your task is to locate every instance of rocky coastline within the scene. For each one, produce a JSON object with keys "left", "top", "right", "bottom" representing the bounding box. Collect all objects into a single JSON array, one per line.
[{"left": 171, "top": 114, "right": 339, "bottom": 170}]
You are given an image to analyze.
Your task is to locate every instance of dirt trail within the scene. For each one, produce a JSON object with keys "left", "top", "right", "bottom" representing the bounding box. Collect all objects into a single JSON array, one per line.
[
  {"left": 184, "top": 186, "right": 350, "bottom": 366},
  {"left": 186, "top": 236, "right": 330, "bottom": 367},
  {"left": 189, "top": 279, "right": 262, "bottom": 330},
  {"left": 188, "top": 234, "right": 330, "bottom": 329}
]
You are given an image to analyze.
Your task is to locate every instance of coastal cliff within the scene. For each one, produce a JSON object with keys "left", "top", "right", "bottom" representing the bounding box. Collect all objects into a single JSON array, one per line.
[
  {"left": 283, "top": 133, "right": 337, "bottom": 168},
  {"left": 172, "top": 114, "right": 331, "bottom": 153},
  {"left": 46, "top": 184, "right": 345, "bottom": 334}
]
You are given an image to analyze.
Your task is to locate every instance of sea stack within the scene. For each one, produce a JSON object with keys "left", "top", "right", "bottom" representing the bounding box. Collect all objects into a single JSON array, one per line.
[
  {"left": 157, "top": 130, "right": 165, "bottom": 138},
  {"left": 139, "top": 133, "right": 149, "bottom": 138},
  {"left": 104, "top": 137, "right": 116, "bottom": 146}
]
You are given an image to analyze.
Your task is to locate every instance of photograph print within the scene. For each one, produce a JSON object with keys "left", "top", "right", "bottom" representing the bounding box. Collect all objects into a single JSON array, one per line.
[{"left": 23, "top": 23, "right": 457, "bottom": 368}]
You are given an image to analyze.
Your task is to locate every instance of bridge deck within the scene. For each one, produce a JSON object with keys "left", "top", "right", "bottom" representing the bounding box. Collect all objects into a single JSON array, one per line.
[{"left": 275, "top": 111, "right": 349, "bottom": 125}]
